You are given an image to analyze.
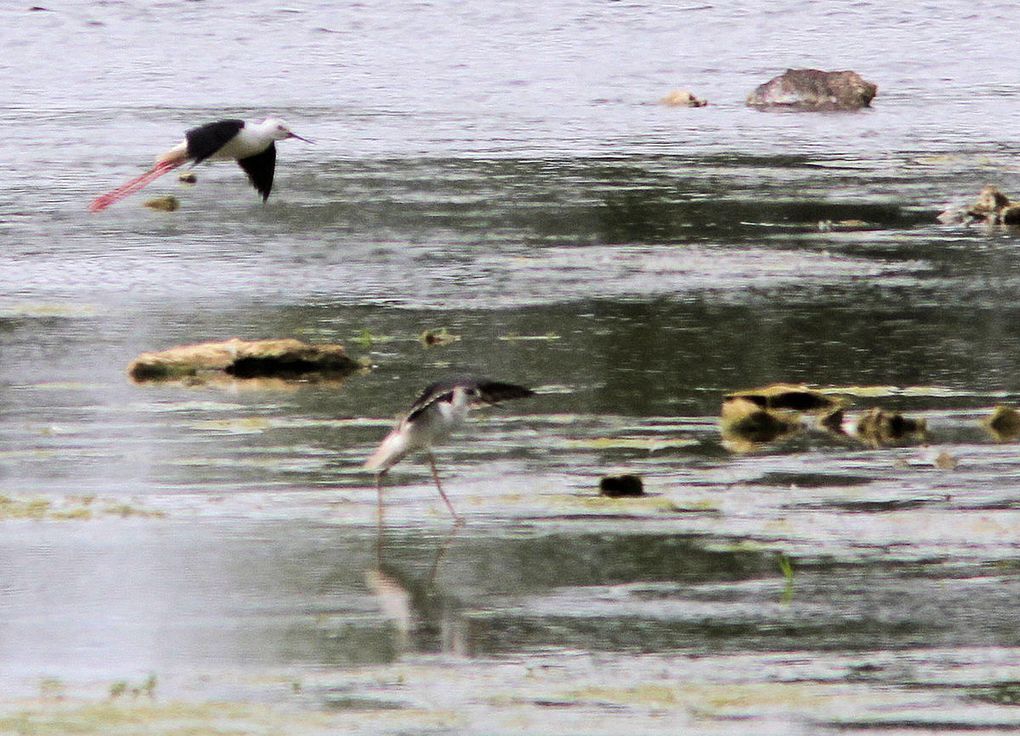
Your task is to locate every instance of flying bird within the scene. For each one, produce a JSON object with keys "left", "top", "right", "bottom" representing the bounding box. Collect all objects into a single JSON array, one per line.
[
  {"left": 89, "top": 117, "right": 311, "bottom": 212},
  {"left": 364, "top": 377, "right": 535, "bottom": 520}
]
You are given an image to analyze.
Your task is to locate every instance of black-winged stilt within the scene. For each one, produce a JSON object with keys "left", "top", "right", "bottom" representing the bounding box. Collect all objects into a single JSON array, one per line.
[
  {"left": 89, "top": 117, "right": 311, "bottom": 212},
  {"left": 364, "top": 377, "right": 535, "bottom": 520}
]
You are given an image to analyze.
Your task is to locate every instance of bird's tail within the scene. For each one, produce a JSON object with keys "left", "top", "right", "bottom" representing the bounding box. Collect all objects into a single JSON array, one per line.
[
  {"left": 364, "top": 428, "right": 410, "bottom": 472},
  {"left": 88, "top": 158, "right": 183, "bottom": 213}
]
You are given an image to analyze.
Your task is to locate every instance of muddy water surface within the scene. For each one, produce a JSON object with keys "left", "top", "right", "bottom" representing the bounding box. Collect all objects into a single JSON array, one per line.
[{"left": 3, "top": 1, "right": 1020, "bottom": 733}]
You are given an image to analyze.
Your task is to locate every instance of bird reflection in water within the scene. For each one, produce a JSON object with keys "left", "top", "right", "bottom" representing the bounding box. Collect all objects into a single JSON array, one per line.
[{"left": 365, "top": 522, "right": 467, "bottom": 656}]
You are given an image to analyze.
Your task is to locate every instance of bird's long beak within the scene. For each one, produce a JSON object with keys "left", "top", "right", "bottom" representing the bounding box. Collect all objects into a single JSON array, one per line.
[{"left": 288, "top": 132, "right": 313, "bottom": 143}]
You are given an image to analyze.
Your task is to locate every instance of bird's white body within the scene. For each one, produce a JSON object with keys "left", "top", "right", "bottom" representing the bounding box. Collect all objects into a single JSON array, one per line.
[
  {"left": 90, "top": 117, "right": 309, "bottom": 213},
  {"left": 363, "top": 376, "right": 534, "bottom": 521},
  {"left": 217, "top": 120, "right": 282, "bottom": 159},
  {"left": 364, "top": 387, "right": 472, "bottom": 472},
  {"left": 156, "top": 118, "right": 297, "bottom": 166}
]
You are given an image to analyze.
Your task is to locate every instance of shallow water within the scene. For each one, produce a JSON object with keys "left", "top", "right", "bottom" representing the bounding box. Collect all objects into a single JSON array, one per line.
[{"left": 3, "top": 1, "right": 1020, "bottom": 733}]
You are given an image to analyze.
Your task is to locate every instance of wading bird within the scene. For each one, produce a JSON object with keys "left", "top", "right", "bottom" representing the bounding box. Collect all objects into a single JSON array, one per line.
[
  {"left": 364, "top": 377, "right": 535, "bottom": 521},
  {"left": 89, "top": 117, "right": 311, "bottom": 212}
]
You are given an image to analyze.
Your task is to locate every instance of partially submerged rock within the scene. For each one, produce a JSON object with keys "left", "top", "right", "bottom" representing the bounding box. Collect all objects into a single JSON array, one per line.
[
  {"left": 984, "top": 405, "right": 1020, "bottom": 442},
  {"left": 128, "top": 337, "right": 359, "bottom": 382},
  {"left": 933, "top": 450, "right": 959, "bottom": 471},
  {"left": 178, "top": 172, "right": 198, "bottom": 184},
  {"left": 720, "top": 396, "right": 803, "bottom": 449},
  {"left": 659, "top": 89, "right": 708, "bottom": 107},
  {"left": 937, "top": 185, "right": 1020, "bottom": 226},
  {"left": 723, "top": 383, "right": 844, "bottom": 414},
  {"left": 720, "top": 384, "right": 849, "bottom": 451},
  {"left": 599, "top": 474, "right": 645, "bottom": 498},
  {"left": 143, "top": 195, "right": 179, "bottom": 212},
  {"left": 855, "top": 407, "right": 927, "bottom": 447},
  {"left": 747, "top": 69, "right": 877, "bottom": 111}
]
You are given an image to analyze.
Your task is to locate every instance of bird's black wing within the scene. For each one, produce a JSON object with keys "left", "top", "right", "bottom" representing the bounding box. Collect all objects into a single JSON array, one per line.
[
  {"left": 185, "top": 119, "right": 245, "bottom": 164},
  {"left": 237, "top": 143, "right": 276, "bottom": 201},
  {"left": 404, "top": 377, "right": 534, "bottom": 422},
  {"left": 475, "top": 380, "right": 536, "bottom": 404},
  {"left": 406, "top": 383, "right": 457, "bottom": 423}
]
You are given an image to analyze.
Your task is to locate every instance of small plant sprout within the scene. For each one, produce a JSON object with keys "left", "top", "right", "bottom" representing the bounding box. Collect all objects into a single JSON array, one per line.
[{"left": 778, "top": 553, "right": 795, "bottom": 605}]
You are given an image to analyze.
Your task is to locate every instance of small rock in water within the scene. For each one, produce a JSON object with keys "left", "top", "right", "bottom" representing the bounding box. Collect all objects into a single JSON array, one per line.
[
  {"left": 143, "top": 195, "right": 179, "bottom": 212},
  {"left": 599, "top": 475, "right": 644, "bottom": 498},
  {"left": 933, "top": 451, "right": 959, "bottom": 471},
  {"left": 984, "top": 405, "right": 1020, "bottom": 441},
  {"left": 659, "top": 89, "right": 708, "bottom": 107},
  {"left": 855, "top": 407, "right": 927, "bottom": 447},
  {"left": 178, "top": 172, "right": 198, "bottom": 184},
  {"left": 419, "top": 327, "right": 460, "bottom": 347},
  {"left": 938, "top": 185, "right": 1020, "bottom": 226}
]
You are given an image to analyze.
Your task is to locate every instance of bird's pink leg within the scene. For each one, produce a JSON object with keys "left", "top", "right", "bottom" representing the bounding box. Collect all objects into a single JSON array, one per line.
[
  {"left": 375, "top": 471, "right": 387, "bottom": 562},
  {"left": 375, "top": 471, "right": 386, "bottom": 531},
  {"left": 427, "top": 452, "right": 462, "bottom": 521},
  {"left": 88, "top": 159, "right": 183, "bottom": 213}
]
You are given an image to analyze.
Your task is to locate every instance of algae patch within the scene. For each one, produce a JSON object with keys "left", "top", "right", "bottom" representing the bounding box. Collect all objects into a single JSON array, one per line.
[
  {"left": 682, "top": 682, "right": 835, "bottom": 715},
  {"left": 558, "top": 681, "right": 836, "bottom": 717},
  {"left": 0, "top": 699, "right": 329, "bottom": 736},
  {"left": 561, "top": 437, "right": 697, "bottom": 452},
  {"left": 0, "top": 495, "right": 164, "bottom": 521},
  {"left": 0, "top": 302, "right": 103, "bottom": 319}
]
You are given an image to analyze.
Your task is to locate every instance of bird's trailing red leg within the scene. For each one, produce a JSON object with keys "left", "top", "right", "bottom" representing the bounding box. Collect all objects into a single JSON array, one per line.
[{"left": 88, "top": 159, "right": 184, "bottom": 213}]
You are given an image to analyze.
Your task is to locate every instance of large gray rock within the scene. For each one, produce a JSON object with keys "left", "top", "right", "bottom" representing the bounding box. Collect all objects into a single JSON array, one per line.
[{"left": 747, "top": 69, "right": 877, "bottom": 111}]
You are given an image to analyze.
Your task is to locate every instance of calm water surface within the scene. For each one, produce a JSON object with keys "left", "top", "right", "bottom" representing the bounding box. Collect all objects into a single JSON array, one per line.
[{"left": 3, "top": 1, "right": 1020, "bottom": 733}]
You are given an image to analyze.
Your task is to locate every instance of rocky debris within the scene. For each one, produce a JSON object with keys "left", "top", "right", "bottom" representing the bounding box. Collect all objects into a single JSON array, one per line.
[
  {"left": 984, "top": 405, "right": 1020, "bottom": 441},
  {"left": 659, "top": 89, "right": 708, "bottom": 107},
  {"left": 720, "top": 384, "right": 849, "bottom": 451},
  {"left": 178, "top": 172, "right": 198, "bottom": 184},
  {"left": 720, "top": 396, "right": 803, "bottom": 449},
  {"left": 723, "top": 383, "right": 844, "bottom": 414},
  {"left": 128, "top": 337, "right": 359, "bottom": 382},
  {"left": 720, "top": 384, "right": 1016, "bottom": 453},
  {"left": 937, "top": 185, "right": 1020, "bottom": 225},
  {"left": 598, "top": 474, "right": 645, "bottom": 497},
  {"left": 746, "top": 69, "right": 877, "bottom": 111},
  {"left": 855, "top": 407, "right": 927, "bottom": 447},
  {"left": 817, "top": 407, "right": 846, "bottom": 433}
]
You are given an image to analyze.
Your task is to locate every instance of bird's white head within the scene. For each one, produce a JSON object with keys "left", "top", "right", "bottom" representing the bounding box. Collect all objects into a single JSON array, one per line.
[
  {"left": 454, "top": 384, "right": 483, "bottom": 410},
  {"left": 260, "top": 118, "right": 312, "bottom": 143}
]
